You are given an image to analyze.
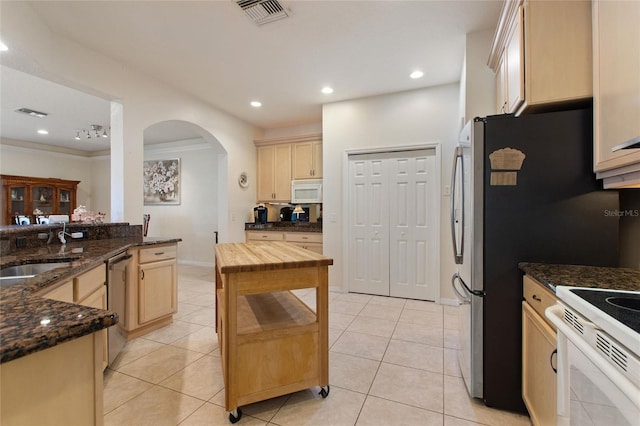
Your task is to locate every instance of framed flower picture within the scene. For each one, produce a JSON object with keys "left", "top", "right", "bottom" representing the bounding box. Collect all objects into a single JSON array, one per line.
[{"left": 143, "top": 159, "right": 181, "bottom": 205}]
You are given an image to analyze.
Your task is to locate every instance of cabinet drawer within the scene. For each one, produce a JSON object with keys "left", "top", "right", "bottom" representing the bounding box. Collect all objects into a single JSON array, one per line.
[
  {"left": 285, "top": 232, "right": 322, "bottom": 244},
  {"left": 246, "top": 231, "right": 284, "bottom": 241},
  {"left": 523, "top": 275, "right": 558, "bottom": 328},
  {"left": 139, "top": 244, "right": 177, "bottom": 263},
  {"left": 74, "top": 264, "right": 106, "bottom": 303},
  {"left": 43, "top": 280, "right": 74, "bottom": 303}
]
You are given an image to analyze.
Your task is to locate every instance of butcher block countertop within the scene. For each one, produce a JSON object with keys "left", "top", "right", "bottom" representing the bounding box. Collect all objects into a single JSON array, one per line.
[
  {"left": 519, "top": 262, "right": 640, "bottom": 293},
  {"left": 215, "top": 241, "right": 333, "bottom": 273}
]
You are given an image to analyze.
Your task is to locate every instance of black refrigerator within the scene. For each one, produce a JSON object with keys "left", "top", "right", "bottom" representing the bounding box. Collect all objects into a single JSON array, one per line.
[{"left": 450, "top": 107, "right": 619, "bottom": 413}]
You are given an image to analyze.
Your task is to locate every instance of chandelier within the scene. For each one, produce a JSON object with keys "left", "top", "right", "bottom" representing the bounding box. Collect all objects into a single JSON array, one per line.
[{"left": 75, "top": 124, "right": 109, "bottom": 140}]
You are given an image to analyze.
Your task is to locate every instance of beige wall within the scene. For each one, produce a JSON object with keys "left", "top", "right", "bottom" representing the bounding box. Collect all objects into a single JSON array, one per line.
[
  {"left": 463, "top": 29, "right": 497, "bottom": 124},
  {"left": 0, "top": 140, "right": 94, "bottom": 210},
  {"left": 322, "top": 83, "right": 460, "bottom": 303},
  {"left": 2, "top": 1, "right": 259, "bottom": 244}
]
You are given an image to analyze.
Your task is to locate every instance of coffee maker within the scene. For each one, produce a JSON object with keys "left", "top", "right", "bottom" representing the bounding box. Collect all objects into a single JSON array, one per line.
[
  {"left": 279, "top": 206, "right": 293, "bottom": 221},
  {"left": 254, "top": 205, "right": 268, "bottom": 224}
]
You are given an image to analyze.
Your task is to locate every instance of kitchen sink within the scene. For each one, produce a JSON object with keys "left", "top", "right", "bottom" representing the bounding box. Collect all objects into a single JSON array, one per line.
[{"left": 0, "top": 262, "right": 72, "bottom": 287}]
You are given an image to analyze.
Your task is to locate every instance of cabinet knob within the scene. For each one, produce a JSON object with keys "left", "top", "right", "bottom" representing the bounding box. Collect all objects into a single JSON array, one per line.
[
  {"left": 140, "top": 269, "right": 145, "bottom": 280},
  {"left": 532, "top": 294, "right": 542, "bottom": 302}
]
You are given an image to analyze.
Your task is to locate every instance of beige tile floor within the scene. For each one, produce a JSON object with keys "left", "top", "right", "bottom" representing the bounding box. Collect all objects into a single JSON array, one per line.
[{"left": 104, "top": 265, "right": 532, "bottom": 426}]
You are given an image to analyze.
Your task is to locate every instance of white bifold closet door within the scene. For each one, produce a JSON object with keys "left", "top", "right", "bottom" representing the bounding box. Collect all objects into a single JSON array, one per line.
[{"left": 348, "top": 149, "right": 437, "bottom": 301}]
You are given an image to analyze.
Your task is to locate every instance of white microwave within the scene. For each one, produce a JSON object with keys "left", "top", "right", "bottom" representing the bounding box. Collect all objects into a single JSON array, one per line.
[{"left": 291, "top": 179, "right": 322, "bottom": 203}]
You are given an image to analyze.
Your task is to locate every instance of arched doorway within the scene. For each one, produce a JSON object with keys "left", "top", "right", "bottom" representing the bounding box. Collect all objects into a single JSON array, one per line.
[{"left": 143, "top": 120, "right": 227, "bottom": 267}]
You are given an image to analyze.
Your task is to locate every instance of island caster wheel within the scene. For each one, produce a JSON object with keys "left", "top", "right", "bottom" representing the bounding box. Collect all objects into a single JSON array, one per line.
[
  {"left": 228, "top": 407, "right": 242, "bottom": 424},
  {"left": 319, "top": 385, "right": 330, "bottom": 398}
]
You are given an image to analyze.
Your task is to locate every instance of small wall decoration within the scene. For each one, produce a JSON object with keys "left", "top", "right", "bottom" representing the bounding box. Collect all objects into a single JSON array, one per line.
[
  {"left": 489, "top": 148, "right": 526, "bottom": 186},
  {"left": 143, "top": 159, "right": 181, "bottom": 205}
]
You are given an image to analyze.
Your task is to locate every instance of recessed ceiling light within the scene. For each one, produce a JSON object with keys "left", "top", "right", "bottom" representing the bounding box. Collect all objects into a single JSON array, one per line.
[
  {"left": 321, "top": 87, "right": 334, "bottom": 94},
  {"left": 250, "top": 101, "right": 262, "bottom": 107},
  {"left": 16, "top": 107, "right": 48, "bottom": 118},
  {"left": 37, "top": 129, "right": 49, "bottom": 135},
  {"left": 0, "top": 41, "right": 8, "bottom": 52},
  {"left": 410, "top": 70, "right": 424, "bottom": 79}
]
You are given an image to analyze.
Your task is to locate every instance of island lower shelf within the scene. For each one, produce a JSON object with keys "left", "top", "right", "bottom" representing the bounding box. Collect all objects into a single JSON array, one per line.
[{"left": 217, "top": 289, "right": 322, "bottom": 406}]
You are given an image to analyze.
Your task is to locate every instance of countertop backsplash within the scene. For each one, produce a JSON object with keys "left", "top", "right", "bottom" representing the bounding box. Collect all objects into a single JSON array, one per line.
[
  {"left": 619, "top": 190, "right": 640, "bottom": 269},
  {"left": 0, "top": 222, "right": 142, "bottom": 255}
]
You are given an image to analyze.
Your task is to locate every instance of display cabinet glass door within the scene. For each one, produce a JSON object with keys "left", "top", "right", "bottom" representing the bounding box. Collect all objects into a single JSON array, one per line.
[
  {"left": 32, "top": 186, "right": 54, "bottom": 215},
  {"left": 10, "top": 186, "right": 26, "bottom": 221},
  {"left": 59, "top": 189, "right": 71, "bottom": 215}
]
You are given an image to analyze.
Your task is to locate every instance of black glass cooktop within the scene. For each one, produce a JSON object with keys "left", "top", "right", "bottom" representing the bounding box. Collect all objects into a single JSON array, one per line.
[{"left": 570, "top": 289, "right": 640, "bottom": 334}]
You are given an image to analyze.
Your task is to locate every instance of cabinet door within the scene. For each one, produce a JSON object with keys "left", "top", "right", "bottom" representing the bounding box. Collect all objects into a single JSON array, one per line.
[
  {"left": 257, "top": 145, "right": 276, "bottom": 201},
  {"left": 273, "top": 144, "right": 292, "bottom": 200},
  {"left": 293, "top": 142, "right": 314, "bottom": 179},
  {"left": 58, "top": 188, "right": 72, "bottom": 215},
  {"left": 31, "top": 185, "right": 55, "bottom": 215},
  {"left": 43, "top": 281, "right": 74, "bottom": 303},
  {"left": 289, "top": 242, "right": 323, "bottom": 254},
  {"left": 495, "top": 53, "right": 507, "bottom": 114},
  {"left": 138, "top": 259, "right": 177, "bottom": 324},
  {"left": 78, "top": 285, "right": 108, "bottom": 370},
  {"left": 593, "top": 0, "right": 640, "bottom": 173},
  {"left": 313, "top": 141, "right": 323, "bottom": 178},
  {"left": 505, "top": 6, "right": 524, "bottom": 114},
  {"left": 7, "top": 185, "right": 27, "bottom": 223},
  {"left": 522, "top": 302, "right": 557, "bottom": 426},
  {"left": 292, "top": 141, "right": 322, "bottom": 179}
]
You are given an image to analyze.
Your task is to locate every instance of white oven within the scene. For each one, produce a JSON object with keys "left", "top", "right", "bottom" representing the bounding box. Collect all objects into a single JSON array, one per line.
[{"left": 546, "top": 287, "right": 640, "bottom": 426}]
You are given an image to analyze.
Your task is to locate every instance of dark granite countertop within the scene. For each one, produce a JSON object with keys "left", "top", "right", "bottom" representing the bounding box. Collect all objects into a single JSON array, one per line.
[
  {"left": 519, "top": 262, "right": 640, "bottom": 294},
  {"left": 245, "top": 222, "right": 322, "bottom": 232},
  {"left": 0, "top": 233, "right": 181, "bottom": 363}
]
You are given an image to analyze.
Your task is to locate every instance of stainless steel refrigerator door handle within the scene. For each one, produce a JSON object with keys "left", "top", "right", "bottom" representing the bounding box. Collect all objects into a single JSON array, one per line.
[
  {"left": 451, "top": 273, "right": 470, "bottom": 303},
  {"left": 450, "top": 146, "right": 464, "bottom": 265}
]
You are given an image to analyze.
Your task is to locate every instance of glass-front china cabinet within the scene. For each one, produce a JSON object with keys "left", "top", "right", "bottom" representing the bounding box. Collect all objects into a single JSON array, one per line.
[{"left": 1, "top": 175, "right": 79, "bottom": 225}]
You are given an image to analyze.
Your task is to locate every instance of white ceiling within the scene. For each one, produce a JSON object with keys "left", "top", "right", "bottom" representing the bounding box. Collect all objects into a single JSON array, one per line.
[{"left": 0, "top": 0, "right": 502, "bottom": 152}]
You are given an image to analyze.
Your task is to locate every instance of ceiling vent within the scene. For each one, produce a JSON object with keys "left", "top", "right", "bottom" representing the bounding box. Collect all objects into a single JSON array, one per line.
[
  {"left": 236, "top": 0, "right": 289, "bottom": 26},
  {"left": 15, "top": 107, "right": 48, "bottom": 118}
]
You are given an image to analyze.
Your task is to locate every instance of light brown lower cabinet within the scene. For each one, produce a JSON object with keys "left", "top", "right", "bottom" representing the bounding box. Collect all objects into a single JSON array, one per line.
[
  {"left": 0, "top": 333, "right": 104, "bottom": 426},
  {"left": 123, "top": 243, "right": 178, "bottom": 339},
  {"left": 285, "top": 232, "right": 323, "bottom": 254},
  {"left": 522, "top": 276, "right": 558, "bottom": 426},
  {"left": 246, "top": 230, "right": 323, "bottom": 254},
  {"left": 41, "top": 263, "right": 108, "bottom": 370}
]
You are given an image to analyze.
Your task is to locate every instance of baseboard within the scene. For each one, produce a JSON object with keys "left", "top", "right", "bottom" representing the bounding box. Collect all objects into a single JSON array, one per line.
[
  {"left": 439, "top": 298, "right": 461, "bottom": 307},
  {"left": 178, "top": 260, "right": 215, "bottom": 268}
]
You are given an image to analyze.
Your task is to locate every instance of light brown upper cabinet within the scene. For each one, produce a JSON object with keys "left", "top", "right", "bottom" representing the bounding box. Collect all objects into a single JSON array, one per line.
[
  {"left": 254, "top": 133, "right": 322, "bottom": 202},
  {"left": 592, "top": 0, "right": 640, "bottom": 188},
  {"left": 256, "top": 144, "right": 292, "bottom": 202},
  {"left": 292, "top": 140, "right": 323, "bottom": 179},
  {"left": 489, "top": 0, "right": 592, "bottom": 116}
]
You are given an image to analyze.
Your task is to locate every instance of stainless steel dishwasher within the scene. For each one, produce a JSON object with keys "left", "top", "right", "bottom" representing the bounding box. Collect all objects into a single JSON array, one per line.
[{"left": 107, "top": 251, "right": 132, "bottom": 366}]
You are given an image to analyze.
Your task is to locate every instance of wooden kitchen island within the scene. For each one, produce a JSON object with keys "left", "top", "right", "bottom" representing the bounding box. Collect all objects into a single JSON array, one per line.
[{"left": 215, "top": 241, "right": 333, "bottom": 423}]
